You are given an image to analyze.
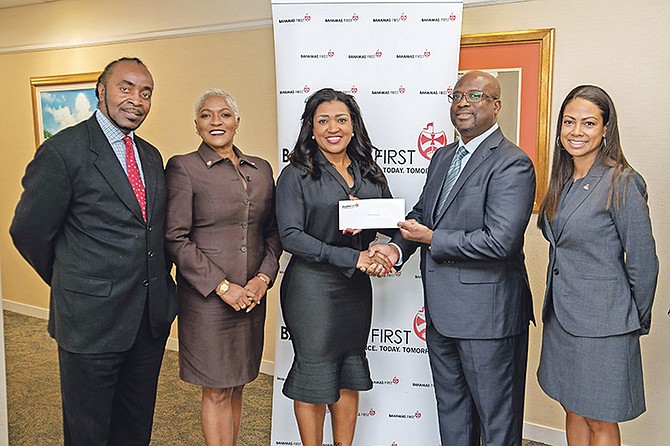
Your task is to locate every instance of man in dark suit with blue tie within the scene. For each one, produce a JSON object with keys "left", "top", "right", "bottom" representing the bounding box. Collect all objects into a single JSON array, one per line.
[
  {"left": 372, "top": 70, "right": 536, "bottom": 445},
  {"left": 10, "top": 57, "right": 177, "bottom": 445}
]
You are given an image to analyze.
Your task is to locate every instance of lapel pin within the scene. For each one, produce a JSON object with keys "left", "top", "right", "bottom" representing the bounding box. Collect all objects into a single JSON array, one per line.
[
  {"left": 206, "top": 160, "right": 212, "bottom": 167},
  {"left": 583, "top": 183, "right": 590, "bottom": 190}
]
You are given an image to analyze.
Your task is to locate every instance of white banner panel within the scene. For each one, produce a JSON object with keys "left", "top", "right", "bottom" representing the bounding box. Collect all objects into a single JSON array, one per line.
[{"left": 271, "top": 2, "right": 463, "bottom": 445}]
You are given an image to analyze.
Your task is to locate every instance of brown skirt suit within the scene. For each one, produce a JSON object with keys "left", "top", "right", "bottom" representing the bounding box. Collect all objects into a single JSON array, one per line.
[{"left": 165, "top": 144, "right": 281, "bottom": 388}]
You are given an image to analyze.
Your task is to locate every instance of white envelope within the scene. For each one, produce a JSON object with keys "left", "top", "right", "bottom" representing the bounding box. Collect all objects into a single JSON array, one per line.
[{"left": 338, "top": 198, "right": 405, "bottom": 230}]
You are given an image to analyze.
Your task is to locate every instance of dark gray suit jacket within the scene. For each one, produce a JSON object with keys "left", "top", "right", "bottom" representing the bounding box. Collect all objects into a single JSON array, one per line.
[
  {"left": 394, "top": 128, "right": 536, "bottom": 339},
  {"left": 10, "top": 115, "right": 177, "bottom": 354},
  {"left": 541, "top": 160, "right": 658, "bottom": 336}
]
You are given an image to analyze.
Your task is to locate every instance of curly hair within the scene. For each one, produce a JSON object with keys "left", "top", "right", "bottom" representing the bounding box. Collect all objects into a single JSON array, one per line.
[
  {"left": 288, "top": 88, "right": 387, "bottom": 188},
  {"left": 194, "top": 88, "right": 240, "bottom": 121}
]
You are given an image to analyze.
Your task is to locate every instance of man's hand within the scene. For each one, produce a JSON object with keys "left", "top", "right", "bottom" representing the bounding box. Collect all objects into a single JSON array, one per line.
[
  {"left": 398, "top": 219, "right": 433, "bottom": 244},
  {"left": 364, "top": 244, "right": 400, "bottom": 277}
]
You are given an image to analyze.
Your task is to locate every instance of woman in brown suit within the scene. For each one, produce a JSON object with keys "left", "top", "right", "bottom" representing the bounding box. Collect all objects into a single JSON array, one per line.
[{"left": 165, "top": 88, "right": 281, "bottom": 445}]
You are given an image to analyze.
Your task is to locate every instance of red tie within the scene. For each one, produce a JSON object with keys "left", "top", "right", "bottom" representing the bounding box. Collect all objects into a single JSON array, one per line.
[{"left": 123, "top": 135, "right": 146, "bottom": 221}]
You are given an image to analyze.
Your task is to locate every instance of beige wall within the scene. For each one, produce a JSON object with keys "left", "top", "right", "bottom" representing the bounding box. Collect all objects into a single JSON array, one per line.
[
  {"left": 0, "top": 28, "right": 281, "bottom": 357},
  {"left": 1, "top": 1, "right": 668, "bottom": 444}
]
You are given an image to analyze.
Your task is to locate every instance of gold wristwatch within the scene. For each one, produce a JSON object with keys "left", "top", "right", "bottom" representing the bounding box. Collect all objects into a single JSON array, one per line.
[{"left": 216, "top": 279, "right": 230, "bottom": 296}]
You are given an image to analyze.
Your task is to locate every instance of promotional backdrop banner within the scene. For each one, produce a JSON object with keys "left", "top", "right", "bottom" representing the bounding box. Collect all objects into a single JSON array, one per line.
[{"left": 271, "top": 1, "right": 463, "bottom": 444}]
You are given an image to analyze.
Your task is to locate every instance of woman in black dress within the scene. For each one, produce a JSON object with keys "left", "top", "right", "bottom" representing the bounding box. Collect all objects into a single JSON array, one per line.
[{"left": 276, "top": 88, "right": 394, "bottom": 446}]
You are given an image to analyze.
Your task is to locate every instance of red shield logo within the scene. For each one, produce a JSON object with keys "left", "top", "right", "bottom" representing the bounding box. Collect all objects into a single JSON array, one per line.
[
  {"left": 400, "top": 13, "right": 407, "bottom": 21},
  {"left": 415, "top": 411, "right": 422, "bottom": 419},
  {"left": 304, "top": 14, "right": 311, "bottom": 21},
  {"left": 369, "top": 408, "right": 376, "bottom": 416},
  {"left": 450, "top": 13, "right": 456, "bottom": 21},
  {"left": 413, "top": 306, "right": 427, "bottom": 341},
  {"left": 303, "top": 85, "right": 310, "bottom": 93},
  {"left": 328, "top": 49, "right": 334, "bottom": 58},
  {"left": 398, "top": 86, "right": 405, "bottom": 94},
  {"left": 392, "top": 376, "right": 399, "bottom": 385},
  {"left": 352, "top": 14, "right": 359, "bottom": 22},
  {"left": 417, "top": 122, "right": 447, "bottom": 160},
  {"left": 351, "top": 86, "right": 358, "bottom": 94},
  {"left": 424, "top": 50, "right": 431, "bottom": 58},
  {"left": 375, "top": 49, "right": 382, "bottom": 58}
]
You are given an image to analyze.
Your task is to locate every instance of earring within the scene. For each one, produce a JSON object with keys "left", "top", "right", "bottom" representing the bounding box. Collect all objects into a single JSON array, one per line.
[
  {"left": 311, "top": 135, "right": 315, "bottom": 140},
  {"left": 602, "top": 135, "right": 607, "bottom": 147},
  {"left": 556, "top": 136, "right": 565, "bottom": 150},
  {"left": 352, "top": 132, "right": 355, "bottom": 137},
  {"left": 235, "top": 128, "right": 239, "bottom": 135}
]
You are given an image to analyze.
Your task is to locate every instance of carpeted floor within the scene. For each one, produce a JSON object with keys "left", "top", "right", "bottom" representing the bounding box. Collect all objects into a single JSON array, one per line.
[{"left": 3, "top": 310, "right": 549, "bottom": 445}]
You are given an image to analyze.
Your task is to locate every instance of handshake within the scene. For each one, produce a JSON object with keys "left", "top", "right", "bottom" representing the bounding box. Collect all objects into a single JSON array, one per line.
[{"left": 357, "top": 244, "right": 400, "bottom": 277}]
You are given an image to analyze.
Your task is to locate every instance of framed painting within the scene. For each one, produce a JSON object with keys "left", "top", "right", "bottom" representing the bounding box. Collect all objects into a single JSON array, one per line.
[
  {"left": 460, "top": 28, "right": 555, "bottom": 211},
  {"left": 31, "top": 72, "right": 100, "bottom": 147}
]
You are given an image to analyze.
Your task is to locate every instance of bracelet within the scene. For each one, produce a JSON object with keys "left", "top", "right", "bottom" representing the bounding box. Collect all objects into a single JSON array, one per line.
[
  {"left": 256, "top": 274, "right": 269, "bottom": 286},
  {"left": 216, "top": 279, "right": 230, "bottom": 296}
]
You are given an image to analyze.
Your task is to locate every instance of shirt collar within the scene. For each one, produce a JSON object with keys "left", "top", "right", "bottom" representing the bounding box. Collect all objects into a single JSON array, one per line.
[
  {"left": 95, "top": 109, "right": 134, "bottom": 144},
  {"left": 459, "top": 122, "right": 499, "bottom": 154}
]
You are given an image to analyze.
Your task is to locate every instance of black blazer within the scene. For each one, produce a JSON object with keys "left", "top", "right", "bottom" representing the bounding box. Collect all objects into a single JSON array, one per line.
[{"left": 10, "top": 114, "right": 177, "bottom": 354}]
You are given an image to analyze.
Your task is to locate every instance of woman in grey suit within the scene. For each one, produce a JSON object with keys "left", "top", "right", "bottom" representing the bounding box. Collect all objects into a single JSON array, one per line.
[
  {"left": 537, "top": 85, "right": 658, "bottom": 445},
  {"left": 165, "top": 89, "right": 281, "bottom": 445}
]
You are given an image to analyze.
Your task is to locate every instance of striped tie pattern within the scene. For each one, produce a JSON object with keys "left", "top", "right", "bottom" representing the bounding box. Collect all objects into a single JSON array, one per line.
[
  {"left": 434, "top": 145, "right": 468, "bottom": 218},
  {"left": 123, "top": 135, "right": 147, "bottom": 221}
]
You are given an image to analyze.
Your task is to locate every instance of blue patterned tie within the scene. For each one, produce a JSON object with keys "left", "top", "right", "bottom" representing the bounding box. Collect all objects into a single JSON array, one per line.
[{"left": 434, "top": 146, "right": 468, "bottom": 218}]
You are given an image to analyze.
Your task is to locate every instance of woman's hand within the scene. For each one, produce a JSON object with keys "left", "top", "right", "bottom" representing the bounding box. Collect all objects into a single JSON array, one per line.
[
  {"left": 357, "top": 249, "right": 394, "bottom": 276},
  {"left": 216, "top": 281, "right": 253, "bottom": 312},
  {"left": 366, "top": 244, "right": 400, "bottom": 277},
  {"left": 242, "top": 275, "right": 270, "bottom": 313},
  {"left": 343, "top": 195, "right": 363, "bottom": 236}
]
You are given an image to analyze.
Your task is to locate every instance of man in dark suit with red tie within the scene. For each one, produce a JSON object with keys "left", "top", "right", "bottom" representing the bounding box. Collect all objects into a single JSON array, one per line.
[{"left": 10, "top": 57, "right": 177, "bottom": 446}]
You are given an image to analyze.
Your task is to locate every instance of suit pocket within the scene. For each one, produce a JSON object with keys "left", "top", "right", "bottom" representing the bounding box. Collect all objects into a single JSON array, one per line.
[
  {"left": 60, "top": 273, "right": 112, "bottom": 297},
  {"left": 459, "top": 265, "right": 504, "bottom": 284}
]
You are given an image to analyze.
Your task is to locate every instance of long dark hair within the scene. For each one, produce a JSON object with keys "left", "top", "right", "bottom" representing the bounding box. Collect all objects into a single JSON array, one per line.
[
  {"left": 539, "top": 85, "right": 631, "bottom": 224},
  {"left": 288, "top": 88, "right": 387, "bottom": 188}
]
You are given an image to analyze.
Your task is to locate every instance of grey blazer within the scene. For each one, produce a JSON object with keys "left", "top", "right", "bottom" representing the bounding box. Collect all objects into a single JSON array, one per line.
[
  {"left": 393, "top": 128, "right": 536, "bottom": 339},
  {"left": 10, "top": 115, "right": 178, "bottom": 354},
  {"left": 541, "top": 160, "right": 658, "bottom": 336}
]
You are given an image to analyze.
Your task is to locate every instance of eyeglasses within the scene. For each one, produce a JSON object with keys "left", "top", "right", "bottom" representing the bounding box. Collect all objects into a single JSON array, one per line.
[{"left": 448, "top": 91, "right": 498, "bottom": 103}]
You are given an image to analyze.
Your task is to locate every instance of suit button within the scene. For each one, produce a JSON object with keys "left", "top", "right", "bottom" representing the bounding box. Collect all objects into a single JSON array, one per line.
[
  {"left": 147, "top": 226, "right": 152, "bottom": 231},
  {"left": 240, "top": 246, "right": 247, "bottom": 253},
  {"left": 554, "top": 268, "right": 559, "bottom": 275},
  {"left": 243, "top": 198, "right": 251, "bottom": 205},
  {"left": 148, "top": 251, "right": 155, "bottom": 258},
  {"left": 241, "top": 222, "right": 248, "bottom": 228},
  {"left": 142, "top": 280, "right": 149, "bottom": 287}
]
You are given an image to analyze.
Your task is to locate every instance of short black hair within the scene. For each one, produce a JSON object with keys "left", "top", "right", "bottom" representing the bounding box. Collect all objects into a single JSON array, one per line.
[{"left": 95, "top": 57, "right": 149, "bottom": 100}]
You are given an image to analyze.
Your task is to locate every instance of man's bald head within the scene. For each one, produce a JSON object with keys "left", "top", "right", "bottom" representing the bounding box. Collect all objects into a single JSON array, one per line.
[{"left": 450, "top": 70, "right": 502, "bottom": 143}]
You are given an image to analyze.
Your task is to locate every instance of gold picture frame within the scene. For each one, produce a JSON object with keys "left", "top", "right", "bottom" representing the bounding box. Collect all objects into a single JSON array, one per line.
[
  {"left": 460, "top": 29, "right": 555, "bottom": 211},
  {"left": 31, "top": 72, "right": 101, "bottom": 147}
]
